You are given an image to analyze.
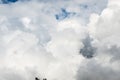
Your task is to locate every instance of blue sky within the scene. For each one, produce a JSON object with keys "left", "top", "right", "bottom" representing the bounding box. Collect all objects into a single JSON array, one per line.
[{"left": 1, "top": 0, "right": 18, "bottom": 3}]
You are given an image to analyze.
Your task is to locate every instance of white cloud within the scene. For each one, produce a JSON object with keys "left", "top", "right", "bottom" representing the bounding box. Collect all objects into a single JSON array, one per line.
[
  {"left": 82, "top": 0, "right": 120, "bottom": 80},
  {"left": 2, "top": 0, "right": 120, "bottom": 80}
]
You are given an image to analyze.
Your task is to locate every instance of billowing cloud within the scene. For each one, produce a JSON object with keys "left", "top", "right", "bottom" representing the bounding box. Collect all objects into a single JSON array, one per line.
[
  {"left": 1, "top": 0, "right": 120, "bottom": 80},
  {"left": 77, "top": 0, "right": 120, "bottom": 80}
]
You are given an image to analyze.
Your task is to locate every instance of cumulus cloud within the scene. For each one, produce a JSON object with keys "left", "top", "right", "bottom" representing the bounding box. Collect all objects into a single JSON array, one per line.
[
  {"left": 81, "top": 0, "right": 120, "bottom": 80},
  {"left": 1, "top": 0, "right": 120, "bottom": 80}
]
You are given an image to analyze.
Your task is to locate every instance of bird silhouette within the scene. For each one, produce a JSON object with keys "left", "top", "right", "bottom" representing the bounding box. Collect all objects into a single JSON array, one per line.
[
  {"left": 35, "top": 77, "right": 40, "bottom": 80},
  {"left": 35, "top": 77, "right": 47, "bottom": 80}
]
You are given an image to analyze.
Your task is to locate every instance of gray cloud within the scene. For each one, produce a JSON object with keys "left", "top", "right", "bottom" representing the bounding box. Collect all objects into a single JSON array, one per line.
[
  {"left": 76, "top": 60, "right": 120, "bottom": 80},
  {"left": 105, "top": 45, "right": 120, "bottom": 62},
  {"left": 80, "top": 36, "right": 96, "bottom": 58}
]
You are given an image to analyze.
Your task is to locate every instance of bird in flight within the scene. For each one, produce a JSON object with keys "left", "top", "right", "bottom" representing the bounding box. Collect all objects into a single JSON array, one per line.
[{"left": 35, "top": 77, "right": 47, "bottom": 80}]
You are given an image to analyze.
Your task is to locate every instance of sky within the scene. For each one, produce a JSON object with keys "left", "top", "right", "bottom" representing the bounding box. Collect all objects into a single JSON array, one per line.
[{"left": 0, "top": 0, "right": 120, "bottom": 80}]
